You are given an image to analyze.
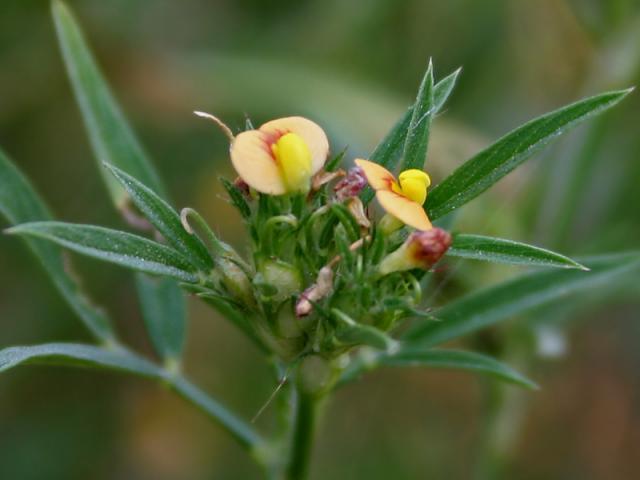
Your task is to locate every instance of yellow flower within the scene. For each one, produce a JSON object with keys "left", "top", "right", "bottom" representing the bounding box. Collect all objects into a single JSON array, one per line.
[
  {"left": 231, "top": 117, "right": 329, "bottom": 195},
  {"left": 355, "top": 159, "right": 432, "bottom": 231}
]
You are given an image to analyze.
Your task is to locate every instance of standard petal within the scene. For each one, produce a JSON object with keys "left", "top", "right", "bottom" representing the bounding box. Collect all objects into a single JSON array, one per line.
[
  {"left": 230, "top": 130, "right": 286, "bottom": 195},
  {"left": 354, "top": 158, "right": 396, "bottom": 191},
  {"left": 260, "top": 117, "right": 329, "bottom": 174},
  {"left": 376, "top": 190, "right": 432, "bottom": 230}
]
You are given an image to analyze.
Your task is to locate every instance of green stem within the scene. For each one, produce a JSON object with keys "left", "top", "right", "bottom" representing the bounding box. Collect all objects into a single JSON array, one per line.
[{"left": 286, "top": 391, "right": 319, "bottom": 480}]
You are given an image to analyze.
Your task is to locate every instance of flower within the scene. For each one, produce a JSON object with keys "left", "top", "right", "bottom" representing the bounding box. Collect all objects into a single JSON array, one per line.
[
  {"left": 355, "top": 159, "right": 432, "bottom": 231},
  {"left": 231, "top": 117, "right": 329, "bottom": 195},
  {"left": 378, "top": 228, "right": 451, "bottom": 275}
]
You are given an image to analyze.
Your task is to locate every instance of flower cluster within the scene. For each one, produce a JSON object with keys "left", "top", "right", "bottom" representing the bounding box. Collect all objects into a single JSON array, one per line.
[{"left": 196, "top": 113, "right": 451, "bottom": 383}]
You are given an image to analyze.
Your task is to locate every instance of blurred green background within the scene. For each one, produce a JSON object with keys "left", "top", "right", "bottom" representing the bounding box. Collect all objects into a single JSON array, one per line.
[{"left": 1, "top": 0, "right": 639, "bottom": 478}]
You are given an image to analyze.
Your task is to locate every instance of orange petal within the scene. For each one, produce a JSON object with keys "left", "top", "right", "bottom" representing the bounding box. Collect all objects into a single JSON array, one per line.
[
  {"left": 260, "top": 117, "right": 329, "bottom": 174},
  {"left": 354, "top": 159, "right": 396, "bottom": 191},
  {"left": 376, "top": 190, "right": 432, "bottom": 230},
  {"left": 230, "top": 130, "right": 286, "bottom": 195}
]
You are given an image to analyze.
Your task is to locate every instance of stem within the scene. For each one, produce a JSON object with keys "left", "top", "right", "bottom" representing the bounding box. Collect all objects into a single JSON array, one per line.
[{"left": 286, "top": 391, "right": 319, "bottom": 480}]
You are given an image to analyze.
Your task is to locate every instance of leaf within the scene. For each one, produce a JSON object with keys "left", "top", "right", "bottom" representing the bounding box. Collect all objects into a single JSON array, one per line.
[
  {"left": 404, "top": 252, "right": 640, "bottom": 347},
  {"left": 105, "top": 164, "right": 213, "bottom": 270},
  {"left": 0, "top": 342, "right": 263, "bottom": 450},
  {"left": 432, "top": 67, "right": 461, "bottom": 114},
  {"left": 220, "top": 177, "right": 252, "bottom": 221},
  {"left": 332, "top": 309, "right": 398, "bottom": 352},
  {"left": 425, "top": 88, "right": 633, "bottom": 220},
  {"left": 338, "top": 347, "right": 536, "bottom": 389},
  {"left": 52, "top": 0, "right": 165, "bottom": 207},
  {"left": 0, "top": 343, "right": 163, "bottom": 378},
  {"left": 7, "top": 222, "right": 199, "bottom": 282},
  {"left": 401, "top": 59, "right": 434, "bottom": 171},
  {"left": 0, "top": 149, "right": 114, "bottom": 341},
  {"left": 195, "top": 292, "right": 267, "bottom": 353},
  {"left": 325, "top": 146, "right": 348, "bottom": 172},
  {"left": 447, "top": 234, "right": 587, "bottom": 270},
  {"left": 135, "top": 274, "right": 187, "bottom": 362},
  {"left": 360, "top": 68, "right": 461, "bottom": 204},
  {"left": 359, "top": 108, "right": 412, "bottom": 204}
]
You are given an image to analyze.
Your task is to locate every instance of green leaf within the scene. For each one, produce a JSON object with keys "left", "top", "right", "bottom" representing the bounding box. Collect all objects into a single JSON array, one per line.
[
  {"left": 325, "top": 146, "right": 348, "bottom": 172},
  {"left": 220, "top": 177, "right": 252, "bottom": 221},
  {"left": 105, "top": 164, "right": 213, "bottom": 270},
  {"left": 426, "top": 88, "right": 633, "bottom": 220},
  {"left": 404, "top": 252, "right": 640, "bottom": 347},
  {"left": 0, "top": 342, "right": 264, "bottom": 450},
  {"left": 401, "top": 59, "right": 434, "bottom": 171},
  {"left": 135, "top": 274, "right": 187, "bottom": 362},
  {"left": 360, "top": 68, "right": 461, "bottom": 204},
  {"left": 339, "top": 347, "right": 536, "bottom": 389},
  {"left": 0, "top": 149, "right": 114, "bottom": 341},
  {"left": 432, "top": 67, "right": 461, "bottom": 114},
  {"left": 7, "top": 221, "right": 199, "bottom": 283},
  {"left": 359, "top": 108, "right": 412, "bottom": 204},
  {"left": 447, "top": 234, "right": 587, "bottom": 270},
  {"left": 0, "top": 343, "right": 162, "bottom": 378},
  {"left": 52, "top": 0, "right": 165, "bottom": 207},
  {"left": 195, "top": 292, "right": 267, "bottom": 353},
  {"left": 332, "top": 309, "right": 398, "bottom": 352}
]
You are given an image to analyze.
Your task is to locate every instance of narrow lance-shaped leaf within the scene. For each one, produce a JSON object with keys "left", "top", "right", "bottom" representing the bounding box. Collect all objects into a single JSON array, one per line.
[
  {"left": 105, "top": 164, "right": 213, "bottom": 270},
  {"left": 404, "top": 252, "right": 640, "bottom": 347},
  {"left": 0, "top": 342, "right": 263, "bottom": 450},
  {"left": 52, "top": 0, "right": 165, "bottom": 207},
  {"left": 332, "top": 309, "right": 398, "bottom": 352},
  {"left": 431, "top": 67, "right": 461, "bottom": 114},
  {"left": 338, "top": 347, "right": 537, "bottom": 390},
  {"left": 135, "top": 274, "right": 187, "bottom": 363},
  {"left": 400, "top": 59, "right": 434, "bottom": 172},
  {"left": 7, "top": 222, "right": 200, "bottom": 283},
  {"left": 426, "top": 88, "right": 633, "bottom": 220},
  {"left": 0, "top": 343, "right": 163, "bottom": 378},
  {"left": 220, "top": 177, "right": 252, "bottom": 221},
  {"left": 0, "top": 149, "right": 114, "bottom": 341},
  {"left": 53, "top": 3, "right": 191, "bottom": 355},
  {"left": 447, "top": 234, "right": 587, "bottom": 270},
  {"left": 360, "top": 67, "right": 461, "bottom": 204}
]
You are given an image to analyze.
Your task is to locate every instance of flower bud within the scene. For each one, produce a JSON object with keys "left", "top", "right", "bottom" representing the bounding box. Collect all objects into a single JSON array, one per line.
[
  {"left": 378, "top": 228, "right": 451, "bottom": 276},
  {"left": 217, "top": 258, "right": 255, "bottom": 306},
  {"left": 258, "top": 259, "right": 303, "bottom": 302},
  {"left": 334, "top": 166, "right": 367, "bottom": 201}
]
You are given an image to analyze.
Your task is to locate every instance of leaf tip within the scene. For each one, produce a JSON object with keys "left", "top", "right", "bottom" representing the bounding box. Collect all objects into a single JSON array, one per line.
[{"left": 525, "top": 380, "right": 540, "bottom": 391}]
